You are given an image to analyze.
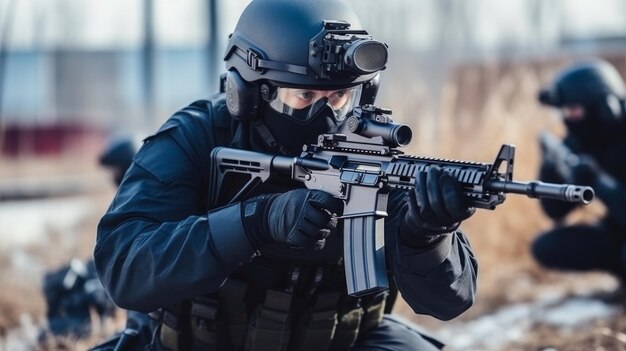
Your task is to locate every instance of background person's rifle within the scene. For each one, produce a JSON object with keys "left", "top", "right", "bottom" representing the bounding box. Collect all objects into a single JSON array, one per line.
[
  {"left": 209, "top": 105, "right": 595, "bottom": 297},
  {"left": 538, "top": 130, "right": 583, "bottom": 183}
]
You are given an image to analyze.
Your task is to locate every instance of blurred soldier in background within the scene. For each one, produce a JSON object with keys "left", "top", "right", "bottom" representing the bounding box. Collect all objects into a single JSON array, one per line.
[
  {"left": 39, "top": 258, "right": 116, "bottom": 345},
  {"left": 94, "top": 0, "right": 479, "bottom": 350},
  {"left": 532, "top": 58, "right": 626, "bottom": 295}
]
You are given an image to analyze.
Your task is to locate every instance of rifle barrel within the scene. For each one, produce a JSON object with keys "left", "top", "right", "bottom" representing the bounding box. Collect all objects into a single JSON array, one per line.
[{"left": 485, "top": 180, "right": 594, "bottom": 204}]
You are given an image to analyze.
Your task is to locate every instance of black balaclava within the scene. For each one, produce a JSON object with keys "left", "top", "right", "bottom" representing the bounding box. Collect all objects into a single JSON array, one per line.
[
  {"left": 257, "top": 98, "right": 342, "bottom": 156},
  {"left": 563, "top": 99, "right": 625, "bottom": 150}
]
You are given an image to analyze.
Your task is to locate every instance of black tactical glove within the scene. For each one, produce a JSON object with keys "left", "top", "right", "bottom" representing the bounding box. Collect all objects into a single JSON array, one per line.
[
  {"left": 399, "top": 167, "right": 475, "bottom": 248},
  {"left": 241, "top": 189, "right": 343, "bottom": 250}
]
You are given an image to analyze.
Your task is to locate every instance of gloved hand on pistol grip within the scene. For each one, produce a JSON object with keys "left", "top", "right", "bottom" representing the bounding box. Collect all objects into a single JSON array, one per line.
[
  {"left": 399, "top": 167, "right": 475, "bottom": 247},
  {"left": 241, "top": 189, "right": 343, "bottom": 250}
]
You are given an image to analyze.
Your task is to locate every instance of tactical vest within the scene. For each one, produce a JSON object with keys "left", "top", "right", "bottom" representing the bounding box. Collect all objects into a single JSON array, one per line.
[
  {"left": 154, "top": 261, "right": 395, "bottom": 351},
  {"left": 149, "top": 98, "right": 397, "bottom": 351}
]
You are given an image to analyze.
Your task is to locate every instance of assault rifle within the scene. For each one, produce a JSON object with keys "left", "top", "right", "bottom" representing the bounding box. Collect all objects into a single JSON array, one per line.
[{"left": 210, "top": 105, "right": 595, "bottom": 297}]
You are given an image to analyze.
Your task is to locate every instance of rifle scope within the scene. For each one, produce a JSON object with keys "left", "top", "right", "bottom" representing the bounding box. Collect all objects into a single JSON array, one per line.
[{"left": 347, "top": 105, "right": 412, "bottom": 147}]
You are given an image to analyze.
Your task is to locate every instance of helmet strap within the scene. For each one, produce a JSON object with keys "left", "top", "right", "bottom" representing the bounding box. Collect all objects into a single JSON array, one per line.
[{"left": 251, "top": 118, "right": 290, "bottom": 155}]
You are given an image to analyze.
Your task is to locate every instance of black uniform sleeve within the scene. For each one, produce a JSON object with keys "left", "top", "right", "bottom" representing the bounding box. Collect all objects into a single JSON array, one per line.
[
  {"left": 94, "top": 116, "right": 256, "bottom": 313},
  {"left": 384, "top": 190, "right": 477, "bottom": 321}
]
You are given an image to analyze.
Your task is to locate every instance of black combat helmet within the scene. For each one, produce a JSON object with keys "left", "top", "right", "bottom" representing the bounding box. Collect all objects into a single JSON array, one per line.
[
  {"left": 222, "top": 0, "right": 388, "bottom": 155},
  {"left": 538, "top": 59, "right": 626, "bottom": 144},
  {"left": 222, "top": 0, "right": 386, "bottom": 121}
]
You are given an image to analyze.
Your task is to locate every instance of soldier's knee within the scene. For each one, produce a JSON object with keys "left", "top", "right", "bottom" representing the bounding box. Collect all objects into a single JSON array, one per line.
[{"left": 531, "top": 234, "right": 557, "bottom": 267}]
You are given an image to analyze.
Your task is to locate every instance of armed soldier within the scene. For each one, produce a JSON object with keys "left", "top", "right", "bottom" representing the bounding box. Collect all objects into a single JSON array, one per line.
[
  {"left": 94, "top": 1, "right": 478, "bottom": 350},
  {"left": 532, "top": 59, "right": 626, "bottom": 292},
  {"left": 39, "top": 258, "right": 116, "bottom": 347}
]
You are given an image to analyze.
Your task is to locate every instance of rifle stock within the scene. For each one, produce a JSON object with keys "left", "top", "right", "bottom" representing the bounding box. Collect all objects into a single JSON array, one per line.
[{"left": 209, "top": 106, "right": 595, "bottom": 296}]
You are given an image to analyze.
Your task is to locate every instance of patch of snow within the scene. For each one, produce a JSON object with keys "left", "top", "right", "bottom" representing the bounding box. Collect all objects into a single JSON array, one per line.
[
  {"left": 3, "top": 314, "right": 41, "bottom": 351},
  {"left": 432, "top": 294, "right": 620, "bottom": 350},
  {"left": 541, "top": 298, "right": 617, "bottom": 328}
]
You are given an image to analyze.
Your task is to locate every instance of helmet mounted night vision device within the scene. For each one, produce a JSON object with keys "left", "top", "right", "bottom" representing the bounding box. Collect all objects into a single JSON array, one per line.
[
  {"left": 229, "top": 20, "right": 388, "bottom": 82},
  {"left": 308, "top": 20, "right": 388, "bottom": 80}
]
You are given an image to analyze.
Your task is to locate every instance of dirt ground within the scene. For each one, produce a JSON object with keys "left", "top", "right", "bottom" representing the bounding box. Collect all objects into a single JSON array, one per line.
[{"left": 2, "top": 53, "right": 626, "bottom": 350}]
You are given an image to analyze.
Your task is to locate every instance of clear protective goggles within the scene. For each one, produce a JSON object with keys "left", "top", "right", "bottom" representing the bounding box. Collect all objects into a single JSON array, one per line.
[{"left": 268, "top": 84, "right": 363, "bottom": 123}]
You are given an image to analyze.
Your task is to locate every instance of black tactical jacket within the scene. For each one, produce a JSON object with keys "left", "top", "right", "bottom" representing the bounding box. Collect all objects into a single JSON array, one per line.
[{"left": 94, "top": 95, "right": 477, "bottom": 326}]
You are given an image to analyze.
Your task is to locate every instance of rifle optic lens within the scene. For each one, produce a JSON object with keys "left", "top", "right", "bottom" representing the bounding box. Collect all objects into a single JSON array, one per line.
[{"left": 393, "top": 124, "right": 412, "bottom": 147}]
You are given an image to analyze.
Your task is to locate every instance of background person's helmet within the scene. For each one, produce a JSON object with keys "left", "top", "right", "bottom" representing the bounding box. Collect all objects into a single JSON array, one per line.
[
  {"left": 223, "top": 0, "right": 387, "bottom": 121},
  {"left": 538, "top": 59, "right": 626, "bottom": 123},
  {"left": 99, "top": 136, "right": 136, "bottom": 186}
]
